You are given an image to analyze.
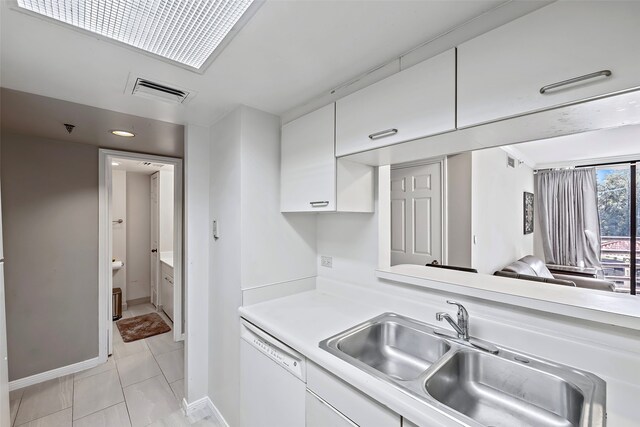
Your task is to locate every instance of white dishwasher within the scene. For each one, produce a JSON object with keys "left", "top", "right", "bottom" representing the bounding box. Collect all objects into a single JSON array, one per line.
[{"left": 240, "top": 319, "right": 306, "bottom": 427}]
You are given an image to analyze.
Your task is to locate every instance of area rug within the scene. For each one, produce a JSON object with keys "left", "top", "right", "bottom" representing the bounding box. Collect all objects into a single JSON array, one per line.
[{"left": 116, "top": 313, "right": 171, "bottom": 342}]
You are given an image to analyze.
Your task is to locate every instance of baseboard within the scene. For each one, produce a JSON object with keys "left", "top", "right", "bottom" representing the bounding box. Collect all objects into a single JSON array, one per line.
[
  {"left": 9, "top": 356, "right": 104, "bottom": 391},
  {"left": 206, "top": 397, "right": 230, "bottom": 427},
  {"left": 183, "top": 396, "right": 229, "bottom": 427},
  {"left": 127, "top": 296, "right": 150, "bottom": 306}
]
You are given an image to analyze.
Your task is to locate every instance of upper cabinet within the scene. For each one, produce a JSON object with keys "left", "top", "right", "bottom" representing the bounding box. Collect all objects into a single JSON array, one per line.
[
  {"left": 281, "top": 104, "right": 336, "bottom": 212},
  {"left": 457, "top": 1, "right": 640, "bottom": 128},
  {"left": 281, "top": 104, "right": 374, "bottom": 213},
  {"left": 335, "top": 49, "right": 456, "bottom": 157}
]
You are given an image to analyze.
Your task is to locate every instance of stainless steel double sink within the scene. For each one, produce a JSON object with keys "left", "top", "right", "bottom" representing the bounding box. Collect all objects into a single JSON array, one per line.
[{"left": 320, "top": 313, "right": 606, "bottom": 427}]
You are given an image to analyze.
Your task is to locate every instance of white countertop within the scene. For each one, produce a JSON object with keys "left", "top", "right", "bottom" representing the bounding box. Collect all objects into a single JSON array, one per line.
[
  {"left": 239, "top": 290, "right": 467, "bottom": 426},
  {"left": 160, "top": 252, "right": 174, "bottom": 269}
]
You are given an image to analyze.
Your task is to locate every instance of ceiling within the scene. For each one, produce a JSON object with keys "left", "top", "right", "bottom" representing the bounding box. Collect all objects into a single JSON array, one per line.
[
  {"left": 0, "top": 0, "right": 547, "bottom": 127},
  {"left": 507, "top": 124, "right": 640, "bottom": 169},
  {"left": 0, "top": 88, "right": 184, "bottom": 158},
  {"left": 112, "top": 158, "right": 174, "bottom": 174}
]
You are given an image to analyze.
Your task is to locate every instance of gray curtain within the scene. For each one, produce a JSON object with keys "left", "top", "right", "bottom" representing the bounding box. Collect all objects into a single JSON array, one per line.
[{"left": 535, "top": 168, "right": 602, "bottom": 268}]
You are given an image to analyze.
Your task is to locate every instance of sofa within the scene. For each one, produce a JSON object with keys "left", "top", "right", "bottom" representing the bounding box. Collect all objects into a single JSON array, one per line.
[{"left": 495, "top": 255, "right": 616, "bottom": 292}]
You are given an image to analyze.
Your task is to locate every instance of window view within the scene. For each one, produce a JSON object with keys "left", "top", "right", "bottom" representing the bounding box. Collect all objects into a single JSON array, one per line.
[{"left": 597, "top": 164, "right": 638, "bottom": 294}]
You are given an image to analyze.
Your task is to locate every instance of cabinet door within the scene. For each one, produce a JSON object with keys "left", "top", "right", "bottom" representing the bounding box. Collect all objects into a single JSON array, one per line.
[
  {"left": 306, "top": 390, "right": 357, "bottom": 427},
  {"left": 336, "top": 49, "right": 455, "bottom": 157},
  {"left": 161, "top": 276, "right": 169, "bottom": 318},
  {"left": 163, "top": 275, "right": 174, "bottom": 321},
  {"left": 281, "top": 104, "right": 336, "bottom": 212},
  {"left": 457, "top": 1, "right": 640, "bottom": 128},
  {"left": 307, "top": 362, "right": 400, "bottom": 427}
]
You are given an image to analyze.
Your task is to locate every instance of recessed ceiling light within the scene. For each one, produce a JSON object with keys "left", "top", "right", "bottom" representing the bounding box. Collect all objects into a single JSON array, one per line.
[
  {"left": 112, "top": 162, "right": 120, "bottom": 166},
  {"left": 16, "top": 0, "right": 259, "bottom": 71},
  {"left": 111, "top": 130, "right": 135, "bottom": 138}
]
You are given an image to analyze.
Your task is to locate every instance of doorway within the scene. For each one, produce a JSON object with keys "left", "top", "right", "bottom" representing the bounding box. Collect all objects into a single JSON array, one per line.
[{"left": 98, "top": 149, "right": 184, "bottom": 359}]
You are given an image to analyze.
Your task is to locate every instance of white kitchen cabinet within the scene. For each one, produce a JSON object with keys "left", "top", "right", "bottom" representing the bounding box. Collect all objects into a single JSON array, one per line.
[
  {"left": 160, "top": 261, "right": 174, "bottom": 321},
  {"left": 306, "top": 362, "right": 401, "bottom": 427},
  {"left": 306, "top": 390, "right": 357, "bottom": 427},
  {"left": 281, "top": 103, "right": 374, "bottom": 213},
  {"left": 335, "top": 49, "right": 455, "bottom": 157},
  {"left": 457, "top": 1, "right": 640, "bottom": 128}
]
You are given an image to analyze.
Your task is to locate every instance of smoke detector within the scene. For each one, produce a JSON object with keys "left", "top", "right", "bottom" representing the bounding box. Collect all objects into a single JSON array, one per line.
[{"left": 125, "top": 75, "right": 195, "bottom": 105}]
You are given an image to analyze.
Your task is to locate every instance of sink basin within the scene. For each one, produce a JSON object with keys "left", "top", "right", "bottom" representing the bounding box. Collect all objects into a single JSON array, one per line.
[
  {"left": 336, "top": 317, "right": 451, "bottom": 381},
  {"left": 333, "top": 316, "right": 450, "bottom": 380},
  {"left": 320, "top": 313, "right": 606, "bottom": 427},
  {"left": 425, "top": 351, "right": 586, "bottom": 427}
]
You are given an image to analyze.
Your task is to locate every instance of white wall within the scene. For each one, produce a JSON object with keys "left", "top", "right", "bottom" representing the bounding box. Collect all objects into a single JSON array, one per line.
[
  {"left": 240, "top": 107, "right": 317, "bottom": 290},
  {"left": 159, "top": 170, "right": 174, "bottom": 253},
  {"left": 208, "top": 106, "right": 317, "bottom": 426},
  {"left": 184, "top": 124, "right": 211, "bottom": 405},
  {"left": 471, "top": 147, "right": 534, "bottom": 274},
  {"left": 209, "top": 108, "right": 242, "bottom": 427},
  {"left": 446, "top": 152, "right": 472, "bottom": 268},
  {"left": 126, "top": 172, "right": 151, "bottom": 302},
  {"left": 112, "top": 170, "right": 127, "bottom": 301}
]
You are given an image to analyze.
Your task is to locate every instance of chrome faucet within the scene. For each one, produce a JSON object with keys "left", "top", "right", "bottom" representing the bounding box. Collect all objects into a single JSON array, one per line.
[{"left": 436, "top": 300, "right": 469, "bottom": 340}]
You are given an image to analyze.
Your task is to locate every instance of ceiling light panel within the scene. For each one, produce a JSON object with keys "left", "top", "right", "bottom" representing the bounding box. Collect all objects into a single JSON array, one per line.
[{"left": 16, "top": 0, "right": 255, "bottom": 70}]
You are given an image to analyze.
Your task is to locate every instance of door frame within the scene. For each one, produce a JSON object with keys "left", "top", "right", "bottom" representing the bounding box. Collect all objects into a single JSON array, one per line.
[
  {"left": 150, "top": 172, "right": 160, "bottom": 309},
  {"left": 98, "top": 149, "right": 184, "bottom": 361}
]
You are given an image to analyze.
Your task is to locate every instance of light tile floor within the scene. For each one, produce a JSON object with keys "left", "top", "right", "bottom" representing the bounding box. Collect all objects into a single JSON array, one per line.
[{"left": 9, "top": 303, "right": 219, "bottom": 427}]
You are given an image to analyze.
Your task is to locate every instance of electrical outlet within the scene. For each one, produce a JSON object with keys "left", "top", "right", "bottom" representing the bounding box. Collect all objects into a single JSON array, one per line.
[{"left": 321, "top": 256, "right": 332, "bottom": 268}]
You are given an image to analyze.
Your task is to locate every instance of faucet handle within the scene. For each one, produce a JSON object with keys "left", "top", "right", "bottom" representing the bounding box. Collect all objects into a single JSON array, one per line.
[{"left": 446, "top": 300, "right": 468, "bottom": 316}]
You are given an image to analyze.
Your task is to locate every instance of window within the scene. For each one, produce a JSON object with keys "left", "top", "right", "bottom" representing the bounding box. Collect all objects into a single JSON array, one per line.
[{"left": 596, "top": 162, "right": 638, "bottom": 295}]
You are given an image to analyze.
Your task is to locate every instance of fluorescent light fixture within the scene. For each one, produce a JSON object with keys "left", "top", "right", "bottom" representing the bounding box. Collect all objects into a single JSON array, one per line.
[
  {"left": 16, "top": 0, "right": 257, "bottom": 70},
  {"left": 112, "top": 162, "right": 120, "bottom": 166},
  {"left": 111, "top": 130, "right": 135, "bottom": 137}
]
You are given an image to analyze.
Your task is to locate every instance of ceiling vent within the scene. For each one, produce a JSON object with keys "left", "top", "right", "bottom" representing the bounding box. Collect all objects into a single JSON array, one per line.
[
  {"left": 139, "top": 161, "right": 166, "bottom": 168},
  {"left": 126, "top": 75, "right": 195, "bottom": 105}
]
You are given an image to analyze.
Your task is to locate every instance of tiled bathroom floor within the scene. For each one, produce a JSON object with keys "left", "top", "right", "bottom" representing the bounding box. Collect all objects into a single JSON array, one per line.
[{"left": 8, "top": 303, "right": 219, "bottom": 427}]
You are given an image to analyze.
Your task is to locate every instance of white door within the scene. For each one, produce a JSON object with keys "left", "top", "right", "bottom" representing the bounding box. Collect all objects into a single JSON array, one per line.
[
  {"left": 150, "top": 173, "right": 159, "bottom": 308},
  {"left": 390, "top": 163, "right": 442, "bottom": 266}
]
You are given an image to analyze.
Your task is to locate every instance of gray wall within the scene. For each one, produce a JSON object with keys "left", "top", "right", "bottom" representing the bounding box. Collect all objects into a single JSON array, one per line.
[{"left": 1, "top": 132, "right": 99, "bottom": 380}]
